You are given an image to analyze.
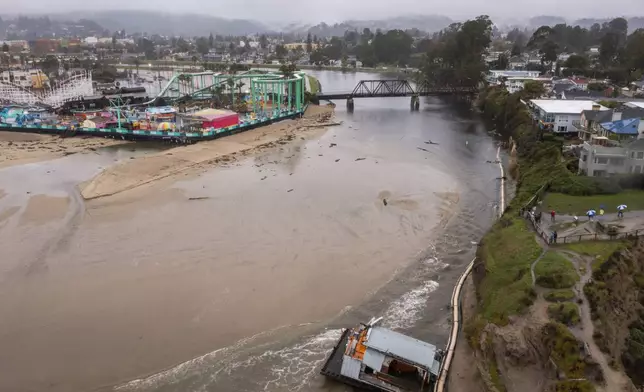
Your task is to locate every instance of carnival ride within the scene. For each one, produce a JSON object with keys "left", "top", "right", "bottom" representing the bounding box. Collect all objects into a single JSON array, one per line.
[{"left": 0, "top": 70, "right": 93, "bottom": 108}]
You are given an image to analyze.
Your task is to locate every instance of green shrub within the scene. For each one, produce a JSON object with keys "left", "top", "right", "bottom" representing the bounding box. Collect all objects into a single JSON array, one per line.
[
  {"left": 542, "top": 322, "right": 586, "bottom": 378},
  {"left": 548, "top": 302, "right": 580, "bottom": 325},
  {"left": 534, "top": 252, "right": 579, "bottom": 289},
  {"left": 554, "top": 380, "right": 596, "bottom": 392},
  {"left": 545, "top": 289, "right": 576, "bottom": 302}
]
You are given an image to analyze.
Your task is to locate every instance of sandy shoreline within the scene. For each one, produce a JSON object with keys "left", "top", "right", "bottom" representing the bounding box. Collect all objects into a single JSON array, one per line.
[
  {"left": 0, "top": 131, "right": 128, "bottom": 169},
  {"left": 80, "top": 105, "right": 336, "bottom": 200}
]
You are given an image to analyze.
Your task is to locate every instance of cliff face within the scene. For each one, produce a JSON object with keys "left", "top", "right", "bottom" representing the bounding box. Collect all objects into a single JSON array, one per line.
[{"left": 585, "top": 239, "right": 644, "bottom": 388}]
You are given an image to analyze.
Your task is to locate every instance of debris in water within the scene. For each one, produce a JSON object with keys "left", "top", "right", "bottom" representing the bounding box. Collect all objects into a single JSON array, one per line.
[
  {"left": 188, "top": 197, "right": 210, "bottom": 201},
  {"left": 329, "top": 143, "right": 337, "bottom": 148},
  {"left": 260, "top": 176, "right": 267, "bottom": 180},
  {"left": 355, "top": 157, "right": 366, "bottom": 161},
  {"left": 424, "top": 140, "right": 439, "bottom": 145},
  {"left": 335, "top": 159, "right": 340, "bottom": 162},
  {"left": 417, "top": 147, "right": 430, "bottom": 152},
  {"left": 383, "top": 199, "right": 388, "bottom": 206},
  {"left": 287, "top": 189, "right": 294, "bottom": 192}
]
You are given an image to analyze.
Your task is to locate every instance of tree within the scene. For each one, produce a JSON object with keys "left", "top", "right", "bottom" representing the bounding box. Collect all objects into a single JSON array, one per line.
[
  {"left": 133, "top": 57, "right": 140, "bottom": 75},
  {"left": 226, "top": 77, "right": 235, "bottom": 105},
  {"left": 540, "top": 40, "right": 559, "bottom": 68},
  {"left": 599, "top": 32, "right": 621, "bottom": 66},
  {"left": 422, "top": 15, "right": 493, "bottom": 88},
  {"left": 275, "top": 44, "right": 288, "bottom": 59},
  {"left": 191, "top": 55, "right": 198, "bottom": 67},
  {"left": 279, "top": 63, "right": 297, "bottom": 78},
  {"left": 496, "top": 53, "right": 509, "bottom": 70},
  {"left": 624, "top": 29, "right": 644, "bottom": 71},
  {"left": 511, "top": 43, "right": 522, "bottom": 56},
  {"left": 1, "top": 43, "right": 8, "bottom": 52},
  {"left": 521, "top": 80, "right": 546, "bottom": 99},
  {"left": 176, "top": 37, "right": 190, "bottom": 53},
  {"left": 563, "top": 54, "right": 589, "bottom": 69},
  {"left": 196, "top": 37, "right": 210, "bottom": 55},
  {"left": 306, "top": 32, "right": 312, "bottom": 53}
]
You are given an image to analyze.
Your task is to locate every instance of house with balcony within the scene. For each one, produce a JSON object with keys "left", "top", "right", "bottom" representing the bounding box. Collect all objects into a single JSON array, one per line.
[
  {"left": 529, "top": 99, "right": 609, "bottom": 134},
  {"left": 579, "top": 137, "right": 644, "bottom": 176},
  {"left": 597, "top": 117, "right": 642, "bottom": 142},
  {"left": 578, "top": 105, "right": 644, "bottom": 141}
]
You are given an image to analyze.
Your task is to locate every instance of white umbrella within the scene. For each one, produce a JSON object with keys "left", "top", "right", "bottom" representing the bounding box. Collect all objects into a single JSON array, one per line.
[
  {"left": 617, "top": 204, "right": 627, "bottom": 210},
  {"left": 587, "top": 210, "right": 596, "bottom": 216}
]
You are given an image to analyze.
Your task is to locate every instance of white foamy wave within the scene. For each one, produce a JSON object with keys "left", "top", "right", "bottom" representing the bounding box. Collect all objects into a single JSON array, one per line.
[
  {"left": 380, "top": 280, "right": 439, "bottom": 330},
  {"left": 259, "top": 328, "right": 343, "bottom": 391},
  {"left": 115, "top": 324, "right": 310, "bottom": 391}
]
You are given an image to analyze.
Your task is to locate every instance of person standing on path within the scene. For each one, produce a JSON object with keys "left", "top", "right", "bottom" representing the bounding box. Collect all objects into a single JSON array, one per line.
[
  {"left": 551, "top": 210, "right": 556, "bottom": 222},
  {"left": 553, "top": 230, "right": 558, "bottom": 244}
]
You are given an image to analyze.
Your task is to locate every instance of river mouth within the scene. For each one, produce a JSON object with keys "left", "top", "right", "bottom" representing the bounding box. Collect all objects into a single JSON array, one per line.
[{"left": 0, "top": 72, "right": 502, "bottom": 392}]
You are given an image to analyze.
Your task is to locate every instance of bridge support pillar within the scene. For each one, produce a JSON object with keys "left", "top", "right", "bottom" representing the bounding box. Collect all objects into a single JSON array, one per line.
[
  {"left": 410, "top": 95, "right": 420, "bottom": 111},
  {"left": 346, "top": 97, "right": 354, "bottom": 112}
]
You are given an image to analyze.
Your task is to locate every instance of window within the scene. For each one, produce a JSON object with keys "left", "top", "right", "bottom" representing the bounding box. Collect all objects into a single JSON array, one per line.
[
  {"left": 611, "top": 158, "right": 625, "bottom": 166},
  {"left": 593, "top": 170, "right": 607, "bottom": 177},
  {"left": 558, "top": 115, "right": 569, "bottom": 122},
  {"left": 557, "top": 126, "right": 568, "bottom": 132},
  {"left": 582, "top": 154, "right": 588, "bottom": 162},
  {"left": 637, "top": 151, "right": 644, "bottom": 160},
  {"left": 595, "top": 157, "right": 608, "bottom": 164}
]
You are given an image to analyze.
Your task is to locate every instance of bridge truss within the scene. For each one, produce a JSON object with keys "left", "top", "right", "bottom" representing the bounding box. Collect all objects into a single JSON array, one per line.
[{"left": 317, "top": 79, "right": 478, "bottom": 100}]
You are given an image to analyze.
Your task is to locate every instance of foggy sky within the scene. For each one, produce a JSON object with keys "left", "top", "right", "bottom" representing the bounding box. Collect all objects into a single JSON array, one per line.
[{"left": 5, "top": 0, "right": 644, "bottom": 24}]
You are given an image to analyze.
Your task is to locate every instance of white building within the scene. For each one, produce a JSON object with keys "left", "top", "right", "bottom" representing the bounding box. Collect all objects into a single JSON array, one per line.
[
  {"left": 530, "top": 100, "right": 609, "bottom": 133},
  {"left": 84, "top": 37, "right": 98, "bottom": 46},
  {"left": 505, "top": 76, "right": 553, "bottom": 94},
  {"left": 488, "top": 70, "right": 541, "bottom": 80}
]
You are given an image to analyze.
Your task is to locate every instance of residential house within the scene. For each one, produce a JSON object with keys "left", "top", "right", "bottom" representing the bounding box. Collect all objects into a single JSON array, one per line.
[
  {"left": 579, "top": 137, "right": 644, "bottom": 176},
  {"left": 488, "top": 70, "right": 540, "bottom": 80},
  {"left": 505, "top": 76, "right": 552, "bottom": 94},
  {"left": 530, "top": 99, "right": 609, "bottom": 133},
  {"left": 597, "top": 117, "right": 642, "bottom": 142},
  {"left": 578, "top": 106, "right": 644, "bottom": 140},
  {"left": 509, "top": 55, "right": 527, "bottom": 69},
  {"left": 571, "top": 77, "right": 588, "bottom": 91}
]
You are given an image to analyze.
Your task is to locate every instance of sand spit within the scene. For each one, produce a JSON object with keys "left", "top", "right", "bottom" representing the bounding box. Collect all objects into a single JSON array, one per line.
[
  {"left": 0, "top": 132, "right": 127, "bottom": 168},
  {"left": 80, "top": 105, "right": 335, "bottom": 200}
]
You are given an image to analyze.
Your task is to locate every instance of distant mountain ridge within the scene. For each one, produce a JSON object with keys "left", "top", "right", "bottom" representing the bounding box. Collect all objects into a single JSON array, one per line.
[
  {"left": 48, "top": 11, "right": 271, "bottom": 36},
  {"left": 5, "top": 11, "right": 644, "bottom": 38}
]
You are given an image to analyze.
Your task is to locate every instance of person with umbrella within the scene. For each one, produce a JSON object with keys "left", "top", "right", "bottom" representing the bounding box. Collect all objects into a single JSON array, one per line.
[
  {"left": 586, "top": 209, "right": 596, "bottom": 221},
  {"left": 617, "top": 204, "right": 627, "bottom": 218}
]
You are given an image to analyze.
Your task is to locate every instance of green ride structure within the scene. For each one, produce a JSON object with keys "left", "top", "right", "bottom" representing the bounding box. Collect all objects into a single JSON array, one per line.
[{"left": 0, "top": 69, "right": 312, "bottom": 143}]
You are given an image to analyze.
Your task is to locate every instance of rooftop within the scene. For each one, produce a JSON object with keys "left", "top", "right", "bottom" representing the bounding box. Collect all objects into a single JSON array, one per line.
[
  {"left": 600, "top": 118, "right": 640, "bottom": 135},
  {"left": 627, "top": 102, "right": 644, "bottom": 109},
  {"left": 365, "top": 326, "right": 439, "bottom": 373},
  {"left": 531, "top": 99, "right": 609, "bottom": 114}
]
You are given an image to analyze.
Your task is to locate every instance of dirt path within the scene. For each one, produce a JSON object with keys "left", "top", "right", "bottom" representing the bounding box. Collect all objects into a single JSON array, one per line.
[{"left": 556, "top": 251, "right": 635, "bottom": 392}]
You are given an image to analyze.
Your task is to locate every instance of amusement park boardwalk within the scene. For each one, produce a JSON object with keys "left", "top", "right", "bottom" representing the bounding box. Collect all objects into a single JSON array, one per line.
[{"left": 80, "top": 105, "right": 334, "bottom": 200}]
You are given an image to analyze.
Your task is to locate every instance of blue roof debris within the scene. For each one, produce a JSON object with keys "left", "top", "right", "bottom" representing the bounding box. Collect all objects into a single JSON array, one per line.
[{"left": 600, "top": 118, "right": 640, "bottom": 135}]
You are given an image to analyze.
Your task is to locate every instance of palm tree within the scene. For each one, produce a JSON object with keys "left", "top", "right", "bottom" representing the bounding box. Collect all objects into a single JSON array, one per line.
[
  {"left": 236, "top": 81, "right": 245, "bottom": 95},
  {"left": 134, "top": 58, "right": 140, "bottom": 75},
  {"left": 191, "top": 55, "right": 198, "bottom": 68},
  {"left": 226, "top": 77, "right": 235, "bottom": 106}
]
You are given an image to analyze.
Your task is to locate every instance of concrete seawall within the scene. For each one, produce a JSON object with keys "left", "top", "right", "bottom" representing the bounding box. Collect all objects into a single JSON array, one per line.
[{"left": 435, "top": 145, "right": 506, "bottom": 391}]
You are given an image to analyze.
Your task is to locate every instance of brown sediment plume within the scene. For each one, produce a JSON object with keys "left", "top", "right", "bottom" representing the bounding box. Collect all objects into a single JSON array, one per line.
[
  {"left": 19, "top": 195, "right": 70, "bottom": 226},
  {"left": 80, "top": 105, "right": 335, "bottom": 200}
]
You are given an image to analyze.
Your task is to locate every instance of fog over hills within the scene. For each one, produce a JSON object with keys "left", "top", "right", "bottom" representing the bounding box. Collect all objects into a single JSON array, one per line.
[{"left": 5, "top": 11, "right": 644, "bottom": 37}]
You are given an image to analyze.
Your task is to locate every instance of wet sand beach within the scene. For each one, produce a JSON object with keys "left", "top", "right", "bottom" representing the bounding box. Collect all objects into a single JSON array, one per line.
[{"left": 0, "top": 72, "right": 502, "bottom": 392}]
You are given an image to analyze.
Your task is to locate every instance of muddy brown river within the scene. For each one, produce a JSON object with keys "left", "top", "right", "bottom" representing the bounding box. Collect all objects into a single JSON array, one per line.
[{"left": 0, "top": 71, "right": 501, "bottom": 392}]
